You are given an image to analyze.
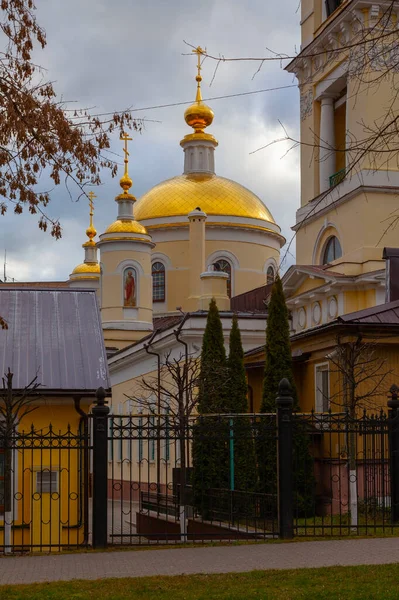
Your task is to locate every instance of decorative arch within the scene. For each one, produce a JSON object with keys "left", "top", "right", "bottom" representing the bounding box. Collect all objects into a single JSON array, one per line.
[
  {"left": 206, "top": 250, "right": 240, "bottom": 270},
  {"left": 321, "top": 236, "right": 342, "bottom": 265},
  {"left": 206, "top": 250, "right": 239, "bottom": 298},
  {"left": 312, "top": 222, "right": 344, "bottom": 265},
  {"left": 263, "top": 258, "right": 278, "bottom": 285},
  {"left": 116, "top": 258, "right": 144, "bottom": 277}
]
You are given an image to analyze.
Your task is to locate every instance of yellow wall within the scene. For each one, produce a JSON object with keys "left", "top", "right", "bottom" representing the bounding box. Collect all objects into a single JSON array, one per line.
[
  {"left": 153, "top": 235, "right": 279, "bottom": 312},
  {"left": 0, "top": 398, "right": 90, "bottom": 550},
  {"left": 296, "top": 189, "right": 399, "bottom": 270}
]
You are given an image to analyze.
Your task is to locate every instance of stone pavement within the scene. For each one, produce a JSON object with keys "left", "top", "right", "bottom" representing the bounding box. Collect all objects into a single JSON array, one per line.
[{"left": 1, "top": 537, "right": 399, "bottom": 585}]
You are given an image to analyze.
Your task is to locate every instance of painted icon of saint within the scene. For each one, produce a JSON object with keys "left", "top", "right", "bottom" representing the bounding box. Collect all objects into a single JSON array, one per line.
[{"left": 124, "top": 269, "right": 136, "bottom": 307}]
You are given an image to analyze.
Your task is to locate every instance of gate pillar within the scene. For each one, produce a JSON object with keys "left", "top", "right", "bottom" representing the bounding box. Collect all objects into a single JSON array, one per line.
[
  {"left": 92, "top": 387, "right": 110, "bottom": 549},
  {"left": 276, "top": 378, "right": 294, "bottom": 539},
  {"left": 388, "top": 384, "right": 399, "bottom": 523}
]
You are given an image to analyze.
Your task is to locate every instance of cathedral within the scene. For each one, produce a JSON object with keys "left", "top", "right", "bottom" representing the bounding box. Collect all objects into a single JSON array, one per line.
[{"left": 68, "top": 48, "right": 283, "bottom": 374}]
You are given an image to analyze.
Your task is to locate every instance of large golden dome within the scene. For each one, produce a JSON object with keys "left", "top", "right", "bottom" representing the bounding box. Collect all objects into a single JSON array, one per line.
[{"left": 134, "top": 173, "right": 276, "bottom": 225}]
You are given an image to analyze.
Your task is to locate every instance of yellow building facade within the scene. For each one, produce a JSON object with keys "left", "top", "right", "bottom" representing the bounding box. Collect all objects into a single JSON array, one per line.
[{"left": 284, "top": 0, "right": 399, "bottom": 334}]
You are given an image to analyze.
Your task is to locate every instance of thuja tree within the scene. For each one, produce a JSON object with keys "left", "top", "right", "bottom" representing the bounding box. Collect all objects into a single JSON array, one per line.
[
  {"left": 192, "top": 298, "right": 229, "bottom": 518},
  {"left": 258, "top": 276, "right": 314, "bottom": 518},
  {"left": 226, "top": 314, "right": 257, "bottom": 516}
]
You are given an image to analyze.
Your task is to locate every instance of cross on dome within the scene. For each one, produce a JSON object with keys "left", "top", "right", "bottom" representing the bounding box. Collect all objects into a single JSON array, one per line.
[{"left": 119, "top": 132, "right": 133, "bottom": 195}]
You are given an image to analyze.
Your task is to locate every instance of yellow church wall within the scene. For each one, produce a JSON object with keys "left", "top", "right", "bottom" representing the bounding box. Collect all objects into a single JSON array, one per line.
[
  {"left": 293, "top": 277, "right": 328, "bottom": 297},
  {"left": 296, "top": 189, "right": 398, "bottom": 270},
  {"left": 343, "top": 289, "right": 376, "bottom": 315},
  {"left": 0, "top": 399, "right": 90, "bottom": 550},
  {"left": 150, "top": 235, "right": 279, "bottom": 312},
  {"left": 347, "top": 72, "right": 399, "bottom": 174}
]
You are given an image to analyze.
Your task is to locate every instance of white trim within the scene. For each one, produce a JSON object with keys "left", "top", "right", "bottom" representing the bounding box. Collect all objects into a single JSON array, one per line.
[
  {"left": 295, "top": 170, "right": 399, "bottom": 228},
  {"left": 315, "top": 61, "right": 348, "bottom": 100},
  {"left": 151, "top": 252, "right": 172, "bottom": 270},
  {"left": 312, "top": 221, "right": 344, "bottom": 265},
  {"left": 206, "top": 251, "right": 237, "bottom": 297},
  {"left": 116, "top": 259, "right": 144, "bottom": 276},
  {"left": 102, "top": 320, "right": 153, "bottom": 331},
  {"left": 206, "top": 250, "right": 239, "bottom": 270}
]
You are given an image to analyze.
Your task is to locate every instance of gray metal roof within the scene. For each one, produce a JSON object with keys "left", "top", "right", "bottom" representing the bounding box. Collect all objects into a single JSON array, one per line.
[
  {"left": 338, "top": 300, "right": 399, "bottom": 325},
  {"left": 0, "top": 288, "right": 109, "bottom": 392}
]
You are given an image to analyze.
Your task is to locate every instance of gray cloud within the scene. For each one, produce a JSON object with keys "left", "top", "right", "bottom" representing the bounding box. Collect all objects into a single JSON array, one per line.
[{"left": 1, "top": 0, "right": 301, "bottom": 281}]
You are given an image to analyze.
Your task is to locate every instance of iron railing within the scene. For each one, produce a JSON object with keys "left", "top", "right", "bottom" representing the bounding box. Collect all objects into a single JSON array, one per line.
[{"left": 329, "top": 167, "right": 346, "bottom": 187}]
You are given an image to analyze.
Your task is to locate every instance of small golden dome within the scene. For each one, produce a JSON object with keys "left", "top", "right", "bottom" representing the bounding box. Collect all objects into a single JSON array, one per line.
[
  {"left": 105, "top": 219, "right": 148, "bottom": 235},
  {"left": 135, "top": 174, "right": 276, "bottom": 225},
  {"left": 72, "top": 262, "right": 101, "bottom": 275},
  {"left": 184, "top": 100, "right": 214, "bottom": 132},
  {"left": 86, "top": 224, "right": 97, "bottom": 241}
]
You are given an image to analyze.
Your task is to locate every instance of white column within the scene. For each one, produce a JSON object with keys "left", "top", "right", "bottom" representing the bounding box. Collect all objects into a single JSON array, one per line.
[
  {"left": 319, "top": 95, "right": 336, "bottom": 193},
  {"left": 183, "top": 141, "right": 215, "bottom": 175}
]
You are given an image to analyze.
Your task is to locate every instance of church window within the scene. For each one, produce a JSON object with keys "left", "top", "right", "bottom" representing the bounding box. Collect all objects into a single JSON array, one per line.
[
  {"left": 213, "top": 259, "right": 232, "bottom": 298},
  {"left": 322, "top": 236, "right": 342, "bottom": 265},
  {"left": 266, "top": 266, "right": 275, "bottom": 285},
  {"left": 152, "top": 262, "right": 165, "bottom": 303}
]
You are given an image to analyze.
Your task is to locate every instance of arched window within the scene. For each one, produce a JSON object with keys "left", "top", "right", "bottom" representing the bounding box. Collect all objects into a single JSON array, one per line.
[
  {"left": 266, "top": 266, "right": 275, "bottom": 285},
  {"left": 213, "top": 259, "right": 232, "bottom": 298},
  {"left": 152, "top": 262, "right": 165, "bottom": 302},
  {"left": 322, "top": 236, "right": 342, "bottom": 265}
]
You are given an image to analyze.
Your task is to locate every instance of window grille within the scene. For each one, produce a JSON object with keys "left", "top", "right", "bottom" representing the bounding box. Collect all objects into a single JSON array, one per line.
[{"left": 152, "top": 262, "right": 166, "bottom": 302}]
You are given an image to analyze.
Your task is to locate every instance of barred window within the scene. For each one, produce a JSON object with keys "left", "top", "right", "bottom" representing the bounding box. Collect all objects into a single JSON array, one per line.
[
  {"left": 152, "top": 262, "right": 165, "bottom": 302},
  {"left": 213, "top": 259, "right": 232, "bottom": 298}
]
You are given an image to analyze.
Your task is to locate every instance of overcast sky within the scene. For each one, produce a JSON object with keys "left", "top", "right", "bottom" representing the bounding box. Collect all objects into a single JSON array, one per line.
[{"left": 3, "top": 0, "right": 301, "bottom": 282}]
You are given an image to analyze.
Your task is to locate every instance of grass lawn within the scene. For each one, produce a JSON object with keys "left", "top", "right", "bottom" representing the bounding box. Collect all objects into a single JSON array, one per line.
[{"left": 1, "top": 563, "right": 399, "bottom": 599}]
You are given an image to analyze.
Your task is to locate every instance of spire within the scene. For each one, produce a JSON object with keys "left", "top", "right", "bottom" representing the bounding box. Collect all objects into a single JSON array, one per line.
[
  {"left": 84, "top": 190, "right": 97, "bottom": 247},
  {"left": 183, "top": 46, "right": 215, "bottom": 136},
  {"left": 70, "top": 189, "right": 100, "bottom": 279},
  {"left": 194, "top": 45, "right": 203, "bottom": 104},
  {"left": 181, "top": 46, "right": 218, "bottom": 174},
  {"left": 119, "top": 132, "right": 133, "bottom": 197}
]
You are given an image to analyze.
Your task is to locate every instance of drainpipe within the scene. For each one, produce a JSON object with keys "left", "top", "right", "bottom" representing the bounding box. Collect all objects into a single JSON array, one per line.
[
  {"left": 73, "top": 396, "right": 89, "bottom": 545},
  {"left": 144, "top": 330, "right": 162, "bottom": 492}
]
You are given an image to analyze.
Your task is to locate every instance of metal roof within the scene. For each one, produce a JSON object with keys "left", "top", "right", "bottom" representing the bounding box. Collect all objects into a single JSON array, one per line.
[
  {"left": 338, "top": 300, "right": 399, "bottom": 325},
  {"left": 0, "top": 288, "right": 109, "bottom": 392}
]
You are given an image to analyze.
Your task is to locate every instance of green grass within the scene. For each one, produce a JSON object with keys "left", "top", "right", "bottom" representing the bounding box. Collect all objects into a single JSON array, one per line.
[{"left": 2, "top": 564, "right": 399, "bottom": 599}]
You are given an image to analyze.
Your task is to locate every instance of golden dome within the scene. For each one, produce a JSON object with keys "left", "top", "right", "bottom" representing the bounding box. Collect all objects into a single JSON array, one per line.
[
  {"left": 135, "top": 173, "right": 276, "bottom": 225},
  {"left": 184, "top": 97, "right": 214, "bottom": 132},
  {"left": 105, "top": 219, "right": 148, "bottom": 234},
  {"left": 71, "top": 262, "right": 101, "bottom": 275}
]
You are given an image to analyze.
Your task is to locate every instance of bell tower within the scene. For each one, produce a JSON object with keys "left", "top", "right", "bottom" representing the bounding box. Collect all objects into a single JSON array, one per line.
[{"left": 97, "top": 134, "right": 155, "bottom": 350}]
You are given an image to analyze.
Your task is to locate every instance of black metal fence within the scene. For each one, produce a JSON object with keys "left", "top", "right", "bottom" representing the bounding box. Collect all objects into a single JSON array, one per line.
[
  {"left": 0, "top": 423, "right": 90, "bottom": 553},
  {"left": 2, "top": 382, "right": 399, "bottom": 552}
]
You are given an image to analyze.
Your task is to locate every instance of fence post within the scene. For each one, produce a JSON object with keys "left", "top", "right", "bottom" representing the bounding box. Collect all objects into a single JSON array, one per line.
[
  {"left": 276, "top": 378, "right": 294, "bottom": 539},
  {"left": 92, "top": 386, "right": 110, "bottom": 549},
  {"left": 388, "top": 384, "right": 399, "bottom": 522}
]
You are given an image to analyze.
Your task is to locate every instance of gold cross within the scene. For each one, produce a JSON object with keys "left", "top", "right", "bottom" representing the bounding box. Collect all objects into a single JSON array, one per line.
[
  {"left": 193, "top": 46, "right": 205, "bottom": 79},
  {"left": 120, "top": 132, "right": 133, "bottom": 174},
  {"left": 88, "top": 191, "right": 96, "bottom": 227}
]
